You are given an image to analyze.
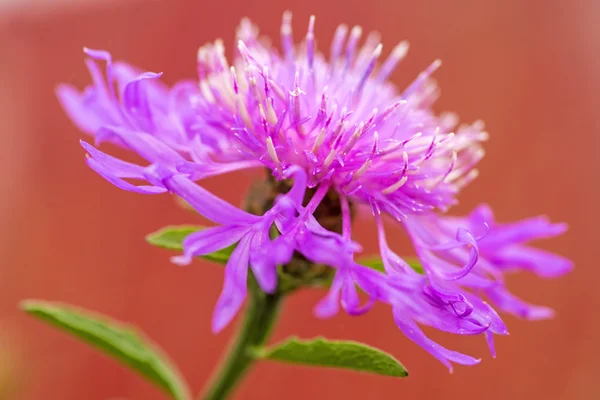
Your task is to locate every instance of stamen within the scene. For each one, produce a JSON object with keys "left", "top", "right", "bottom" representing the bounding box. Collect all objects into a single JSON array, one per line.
[
  {"left": 266, "top": 136, "right": 282, "bottom": 173},
  {"left": 356, "top": 31, "right": 381, "bottom": 68},
  {"left": 354, "top": 159, "right": 372, "bottom": 180},
  {"left": 382, "top": 176, "right": 408, "bottom": 194},
  {"left": 356, "top": 43, "right": 382, "bottom": 94},
  {"left": 323, "top": 148, "right": 337, "bottom": 171},
  {"left": 197, "top": 47, "right": 209, "bottom": 80},
  {"left": 377, "top": 41, "right": 409, "bottom": 82},
  {"left": 405, "top": 59, "right": 442, "bottom": 97},
  {"left": 289, "top": 70, "right": 305, "bottom": 129},
  {"left": 371, "top": 131, "right": 379, "bottom": 154},
  {"left": 214, "top": 39, "right": 229, "bottom": 72},
  {"left": 259, "top": 104, "right": 269, "bottom": 136},
  {"left": 268, "top": 78, "right": 286, "bottom": 102},
  {"left": 262, "top": 67, "right": 270, "bottom": 98},
  {"left": 340, "top": 194, "right": 352, "bottom": 239},
  {"left": 230, "top": 66, "right": 239, "bottom": 94},
  {"left": 341, "top": 122, "right": 365, "bottom": 155},
  {"left": 232, "top": 66, "right": 253, "bottom": 129},
  {"left": 344, "top": 26, "right": 363, "bottom": 72},
  {"left": 307, "top": 15, "right": 316, "bottom": 69},
  {"left": 311, "top": 127, "right": 327, "bottom": 153},
  {"left": 377, "top": 100, "right": 407, "bottom": 124},
  {"left": 265, "top": 98, "right": 278, "bottom": 125},
  {"left": 281, "top": 11, "right": 294, "bottom": 61}
]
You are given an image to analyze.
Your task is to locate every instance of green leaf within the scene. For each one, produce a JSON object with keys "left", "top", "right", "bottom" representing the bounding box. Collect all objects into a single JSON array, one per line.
[
  {"left": 358, "top": 256, "right": 424, "bottom": 275},
  {"left": 21, "top": 300, "right": 191, "bottom": 400},
  {"left": 145, "top": 225, "right": 234, "bottom": 264},
  {"left": 255, "top": 336, "right": 408, "bottom": 377}
]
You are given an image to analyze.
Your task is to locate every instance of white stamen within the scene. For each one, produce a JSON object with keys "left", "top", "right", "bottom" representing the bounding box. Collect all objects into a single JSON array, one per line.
[
  {"left": 265, "top": 98, "right": 278, "bottom": 125},
  {"left": 354, "top": 159, "right": 372, "bottom": 180},
  {"left": 323, "top": 148, "right": 337, "bottom": 170},
  {"left": 311, "top": 128, "right": 327, "bottom": 153},
  {"left": 266, "top": 137, "right": 282, "bottom": 172},
  {"left": 382, "top": 176, "right": 408, "bottom": 194},
  {"left": 342, "top": 122, "right": 365, "bottom": 154}
]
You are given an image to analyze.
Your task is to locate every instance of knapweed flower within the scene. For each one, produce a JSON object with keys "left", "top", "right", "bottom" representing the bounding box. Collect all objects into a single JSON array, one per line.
[{"left": 57, "top": 13, "right": 572, "bottom": 371}]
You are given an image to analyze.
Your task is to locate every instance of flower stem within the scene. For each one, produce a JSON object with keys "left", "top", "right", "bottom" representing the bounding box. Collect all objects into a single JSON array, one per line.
[{"left": 201, "top": 287, "right": 284, "bottom": 400}]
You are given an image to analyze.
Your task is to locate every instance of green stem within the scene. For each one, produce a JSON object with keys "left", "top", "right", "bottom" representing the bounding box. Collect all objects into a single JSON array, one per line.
[{"left": 201, "top": 288, "right": 283, "bottom": 400}]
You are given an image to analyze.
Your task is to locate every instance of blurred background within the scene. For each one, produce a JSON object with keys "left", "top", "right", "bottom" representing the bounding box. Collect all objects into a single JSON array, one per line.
[{"left": 1, "top": 0, "right": 598, "bottom": 398}]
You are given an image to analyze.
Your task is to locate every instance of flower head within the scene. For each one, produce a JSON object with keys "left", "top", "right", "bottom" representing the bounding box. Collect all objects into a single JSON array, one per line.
[{"left": 58, "top": 13, "right": 571, "bottom": 371}]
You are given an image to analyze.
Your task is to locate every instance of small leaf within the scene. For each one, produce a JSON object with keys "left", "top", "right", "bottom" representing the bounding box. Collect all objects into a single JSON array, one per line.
[
  {"left": 256, "top": 336, "right": 408, "bottom": 377},
  {"left": 21, "top": 300, "right": 191, "bottom": 400},
  {"left": 145, "top": 225, "right": 234, "bottom": 264},
  {"left": 358, "top": 256, "right": 424, "bottom": 275}
]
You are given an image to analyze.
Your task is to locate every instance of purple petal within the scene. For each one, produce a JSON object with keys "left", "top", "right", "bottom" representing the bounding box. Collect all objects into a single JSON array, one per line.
[
  {"left": 95, "top": 126, "right": 184, "bottom": 166},
  {"left": 122, "top": 71, "right": 164, "bottom": 132},
  {"left": 81, "top": 140, "right": 146, "bottom": 178},
  {"left": 392, "top": 307, "right": 481, "bottom": 372},
  {"left": 485, "top": 286, "right": 555, "bottom": 320},
  {"left": 489, "top": 245, "right": 573, "bottom": 277},
  {"left": 56, "top": 84, "right": 105, "bottom": 134},
  {"left": 85, "top": 157, "right": 166, "bottom": 194},
  {"left": 212, "top": 235, "right": 252, "bottom": 333},
  {"left": 164, "top": 175, "right": 260, "bottom": 226},
  {"left": 177, "top": 159, "right": 262, "bottom": 180},
  {"left": 171, "top": 225, "right": 249, "bottom": 266},
  {"left": 314, "top": 272, "right": 343, "bottom": 318},
  {"left": 249, "top": 228, "right": 279, "bottom": 293}
]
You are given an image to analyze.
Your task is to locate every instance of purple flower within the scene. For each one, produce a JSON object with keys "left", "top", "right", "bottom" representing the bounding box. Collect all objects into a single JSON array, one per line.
[{"left": 58, "top": 13, "right": 571, "bottom": 370}]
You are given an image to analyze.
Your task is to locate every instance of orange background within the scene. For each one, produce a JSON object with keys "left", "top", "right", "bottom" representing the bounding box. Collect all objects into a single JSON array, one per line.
[{"left": 1, "top": 0, "right": 598, "bottom": 399}]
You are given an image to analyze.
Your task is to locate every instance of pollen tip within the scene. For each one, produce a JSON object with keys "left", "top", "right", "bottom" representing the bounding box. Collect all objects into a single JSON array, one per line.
[{"left": 351, "top": 25, "right": 363, "bottom": 36}]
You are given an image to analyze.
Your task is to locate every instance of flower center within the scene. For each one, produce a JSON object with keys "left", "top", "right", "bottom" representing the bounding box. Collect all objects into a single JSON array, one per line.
[{"left": 244, "top": 171, "right": 354, "bottom": 283}]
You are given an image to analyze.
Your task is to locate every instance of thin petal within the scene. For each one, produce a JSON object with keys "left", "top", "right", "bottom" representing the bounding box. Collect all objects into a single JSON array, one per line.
[
  {"left": 96, "top": 126, "right": 184, "bottom": 166},
  {"left": 212, "top": 235, "right": 252, "bottom": 333},
  {"left": 164, "top": 175, "right": 260, "bottom": 226},
  {"left": 485, "top": 286, "right": 555, "bottom": 320},
  {"left": 81, "top": 140, "right": 146, "bottom": 178},
  {"left": 392, "top": 308, "right": 481, "bottom": 372},
  {"left": 489, "top": 245, "right": 573, "bottom": 277},
  {"left": 56, "top": 84, "right": 105, "bottom": 134},
  {"left": 314, "top": 271, "right": 343, "bottom": 318},
  {"left": 171, "top": 225, "right": 248, "bottom": 266},
  {"left": 85, "top": 157, "right": 166, "bottom": 194}
]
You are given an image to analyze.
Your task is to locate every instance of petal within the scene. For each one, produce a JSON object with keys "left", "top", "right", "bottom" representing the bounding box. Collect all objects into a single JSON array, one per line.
[
  {"left": 85, "top": 157, "right": 166, "bottom": 194},
  {"left": 122, "top": 71, "right": 164, "bottom": 132},
  {"left": 423, "top": 227, "right": 479, "bottom": 281},
  {"left": 485, "top": 286, "right": 555, "bottom": 320},
  {"left": 483, "top": 217, "right": 568, "bottom": 248},
  {"left": 314, "top": 271, "right": 343, "bottom": 318},
  {"left": 488, "top": 245, "right": 573, "bottom": 277},
  {"left": 164, "top": 175, "right": 260, "bottom": 226},
  {"left": 249, "top": 229, "right": 279, "bottom": 293},
  {"left": 96, "top": 126, "right": 184, "bottom": 166},
  {"left": 56, "top": 84, "right": 105, "bottom": 134},
  {"left": 81, "top": 140, "right": 146, "bottom": 178},
  {"left": 171, "top": 225, "right": 249, "bottom": 266},
  {"left": 392, "top": 307, "right": 481, "bottom": 372},
  {"left": 176, "top": 159, "right": 262, "bottom": 180},
  {"left": 212, "top": 235, "right": 252, "bottom": 333}
]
